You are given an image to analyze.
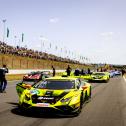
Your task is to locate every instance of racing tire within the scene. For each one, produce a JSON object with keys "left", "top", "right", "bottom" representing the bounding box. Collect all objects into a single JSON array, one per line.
[
  {"left": 81, "top": 93, "right": 85, "bottom": 104},
  {"left": 84, "top": 91, "right": 88, "bottom": 102},
  {"left": 72, "top": 96, "right": 83, "bottom": 116},
  {"left": 18, "top": 106, "right": 25, "bottom": 114},
  {"left": 18, "top": 104, "right": 29, "bottom": 114},
  {"left": 105, "top": 79, "right": 109, "bottom": 83},
  {"left": 89, "top": 87, "right": 91, "bottom": 99}
]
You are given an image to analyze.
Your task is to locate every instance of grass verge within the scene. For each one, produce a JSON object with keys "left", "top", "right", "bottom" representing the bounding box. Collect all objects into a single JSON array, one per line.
[{"left": 6, "top": 74, "right": 25, "bottom": 81}]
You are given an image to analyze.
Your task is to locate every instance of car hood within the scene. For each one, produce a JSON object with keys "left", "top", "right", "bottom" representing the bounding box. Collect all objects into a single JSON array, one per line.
[{"left": 28, "top": 88, "right": 75, "bottom": 97}]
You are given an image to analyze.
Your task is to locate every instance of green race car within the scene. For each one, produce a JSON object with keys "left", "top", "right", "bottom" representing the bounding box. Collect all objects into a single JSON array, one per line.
[
  {"left": 16, "top": 76, "right": 91, "bottom": 116},
  {"left": 89, "top": 72, "right": 110, "bottom": 82}
]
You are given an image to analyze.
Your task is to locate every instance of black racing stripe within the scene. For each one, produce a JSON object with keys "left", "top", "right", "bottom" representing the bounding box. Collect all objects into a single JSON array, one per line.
[{"left": 16, "top": 84, "right": 26, "bottom": 89}]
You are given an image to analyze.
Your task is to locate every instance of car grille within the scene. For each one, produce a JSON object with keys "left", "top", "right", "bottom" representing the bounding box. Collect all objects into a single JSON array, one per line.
[
  {"left": 55, "top": 105, "right": 73, "bottom": 112},
  {"left": 32, "top": 95, "right": 61, "bottom": 104},
  {"left": 93, "top": 76, "right": 102, "bottom": 79}
]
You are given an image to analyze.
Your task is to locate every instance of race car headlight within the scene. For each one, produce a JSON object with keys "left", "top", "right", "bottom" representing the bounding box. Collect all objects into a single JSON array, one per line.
[
  {"left": 60, "top": 97, "right": 72, "bottom": 103},
  {"left": 30, "top": 89, "right": 40, "bottom": 95}
]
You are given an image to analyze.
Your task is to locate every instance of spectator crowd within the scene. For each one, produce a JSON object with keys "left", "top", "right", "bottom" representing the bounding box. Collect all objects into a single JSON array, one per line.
[{"left": 0, "top": 41, "right": 81, "bottom": 64}]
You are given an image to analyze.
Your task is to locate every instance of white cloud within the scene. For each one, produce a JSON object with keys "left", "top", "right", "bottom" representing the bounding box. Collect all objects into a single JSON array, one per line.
[
  {"left": 100, "top": 32, "right": 114, "bottom": 37},
  {"left": 100, "top": 32, "right": 115, "bottom": 41},
  {"left": 49, "top": 17, "right": 59, "bottom": 23},
  {"left": 39, "top": 36, "right": 48, "bottom": 41}
]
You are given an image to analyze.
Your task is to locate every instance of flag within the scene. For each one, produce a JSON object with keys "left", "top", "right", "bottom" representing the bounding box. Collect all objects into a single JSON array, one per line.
[
  {"left": 22, "top": 33, "right": 24, "bottom": 42},
  {"left": 43, "top": 42, "right": 44, "bottom": 46},
  {"left": 7, "top": 28, "right": 9, "bottom": 38},
  {"left": 50, "top": 43, "right": 51, "bottom": 48},
  {"left": 65, "top": 50, "right": 67, "bottom": 54},
  {"left": 55, "top": 46, "right": 57, "bottom": 50}
]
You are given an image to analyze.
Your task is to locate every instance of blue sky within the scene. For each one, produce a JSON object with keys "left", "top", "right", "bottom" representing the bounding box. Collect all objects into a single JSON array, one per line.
[{"left": 0, "top": 0, "right": 126, "bottom": 65}]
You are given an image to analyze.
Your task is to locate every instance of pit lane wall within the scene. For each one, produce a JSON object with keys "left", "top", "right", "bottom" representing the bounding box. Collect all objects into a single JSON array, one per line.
[
  {"left": 7, "top": 69, "right": 65, "bottom": 75},
  {"left": 6, "top": 69, "right": 65, "bottom": 81},
  {"left": 0, "top": 54, "right": 91, "bottom": 70}
]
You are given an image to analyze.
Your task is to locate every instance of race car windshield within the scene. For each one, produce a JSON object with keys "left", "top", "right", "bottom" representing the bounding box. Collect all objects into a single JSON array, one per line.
[
  {"left": 35, "top": 80, "right": 75, "bottom": 89},
  {"left": 92, "top": 73, "right": 105, "bottom": 76},
  {"left": 22, "top": 81, "right": 36, "bottom": 85}
]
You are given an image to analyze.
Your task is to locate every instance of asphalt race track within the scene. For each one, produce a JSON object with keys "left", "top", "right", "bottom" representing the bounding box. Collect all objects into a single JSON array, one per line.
[{"left": 0, "top": 77, "right": 126, "bottom": 126}]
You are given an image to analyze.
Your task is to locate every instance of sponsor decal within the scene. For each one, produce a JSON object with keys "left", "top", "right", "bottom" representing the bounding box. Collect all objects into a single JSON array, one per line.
[
  {"left": 36, "top": 103, "right": 50, "bottom": 107},
  {"left": 38, "top": 97, "right": 54, "bottom": 100},
  {"left": 45, "top": 91, "right": 53, "bottom": 96}
]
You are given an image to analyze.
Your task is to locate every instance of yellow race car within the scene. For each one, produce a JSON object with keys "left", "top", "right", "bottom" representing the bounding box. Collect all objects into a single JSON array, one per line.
[
  {"left": 62, "top": 71, "right": 92, "bottom": 80},
  {"left": 89, "top": 72, "right": 110, "bottom": 82},
  {"left": 16, "top": 76, "right": 91, "bottom": 116}
]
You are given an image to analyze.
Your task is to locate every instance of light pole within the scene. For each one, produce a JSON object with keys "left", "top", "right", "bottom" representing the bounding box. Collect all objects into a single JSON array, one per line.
[
  {"left": 40, "top": 36, "right": 43, "bottom": 52},
  {"left": 2, "top": 19, "right": 6, "bottom": 42}
]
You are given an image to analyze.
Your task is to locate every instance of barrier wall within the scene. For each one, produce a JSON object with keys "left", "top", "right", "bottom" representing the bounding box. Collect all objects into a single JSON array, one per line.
[{"left": 0, "top": 54, "right": 91, "bottom": 70}]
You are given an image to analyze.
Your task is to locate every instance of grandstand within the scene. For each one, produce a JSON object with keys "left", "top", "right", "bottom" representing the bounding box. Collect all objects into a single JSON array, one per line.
[{"left": 0, "top": 41, "right": 92, "bottom": 70}]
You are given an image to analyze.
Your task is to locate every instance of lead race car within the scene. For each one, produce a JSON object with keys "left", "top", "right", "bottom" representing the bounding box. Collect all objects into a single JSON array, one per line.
[{"left": 16, "top": 76, "right": 91, "bottom": 116}]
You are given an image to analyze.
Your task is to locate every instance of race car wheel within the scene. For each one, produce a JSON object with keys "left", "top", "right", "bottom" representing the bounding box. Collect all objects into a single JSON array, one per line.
[
  {"left": 105, "top": 79, "right": 109, "bottom": 83},
  {"left": 18, "top": 105, "right": 26, "bottom": 113},
  {"left": 89, "top": 86, "right": 91, "bottom": 99},
  {"left": 73, "top": 96, "right": 83, "bottom": 116},
  {"left": 18, "top": 103, "right": 29, "bottom": 114},
  {"left": 81, "top": 93, "right": 85, "bottom": 104},
  {"left": 84, "top": 91, "right": 88, "bottom": 102},
  {"left": 80, "top": 95, "right": 83, "bottom": 108}
]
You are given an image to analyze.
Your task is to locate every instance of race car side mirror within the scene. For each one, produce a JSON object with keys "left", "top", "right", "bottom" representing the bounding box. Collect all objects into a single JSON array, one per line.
[
  {"left": 77, "top": 85, "right": 80, "bottom": 89},
  {"left": 82, "top": 86, "right": 87, "bottom": 90},
  {"left": 24, "top": 84, "right": 32, "bottom": 89}
]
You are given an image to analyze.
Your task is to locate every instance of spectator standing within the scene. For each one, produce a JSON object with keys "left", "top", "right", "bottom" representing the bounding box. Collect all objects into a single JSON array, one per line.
[
  {"left": 87, "top": 68, "right": 91, "bottom": 74},
  {"left": 66, "top": 65, "right": 72, "bottom": 76},
  {"left": 74, "top": 68, "right": 80, "bottom": 76},
  {"left": 100, "top": 68, "right": 103, "bottom": 72},
  {"left": 0, "top": 65, "right": 8, "bottom": 93},
  {"left": 81, "top": 69, "right": 85, "bottom": 75},
  {"left": 121, "top": 69, "right": 125, "bottom": 76},
  {"left": 52, "top": 66, "right": 56, "bottom": 77},
  {"left": 0, "top": 68, "right": 4, "bottom": 92}
]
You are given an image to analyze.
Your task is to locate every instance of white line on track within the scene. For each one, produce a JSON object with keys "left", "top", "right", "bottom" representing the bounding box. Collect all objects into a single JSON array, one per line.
[{"left": 123, "top": 76, "right": 126, "bottom": 82}]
